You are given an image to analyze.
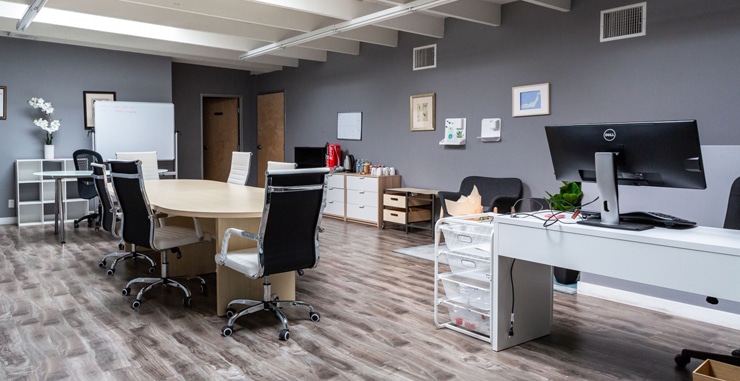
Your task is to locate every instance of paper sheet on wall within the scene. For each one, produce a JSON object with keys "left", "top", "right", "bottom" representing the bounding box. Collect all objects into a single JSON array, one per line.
[{"left": 337, "top": 112, "right": 362, "bottom": 140}]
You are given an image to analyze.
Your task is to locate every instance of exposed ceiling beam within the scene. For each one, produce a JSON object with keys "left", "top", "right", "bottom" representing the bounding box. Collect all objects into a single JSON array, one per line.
[
  {"left": 522, "top": 0, "right": 571, "bottom": 12},
  {"left": 16, "top": 0, "right": 46, "bottom": 31},
  {"left": 428, "top": 0, "right": 501, "bottom": 26}
]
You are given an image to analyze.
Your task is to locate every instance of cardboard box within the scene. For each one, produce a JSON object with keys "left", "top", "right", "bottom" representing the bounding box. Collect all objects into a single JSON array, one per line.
[{"left": 693, "top": 359, "right": 740, "bottom": 381}]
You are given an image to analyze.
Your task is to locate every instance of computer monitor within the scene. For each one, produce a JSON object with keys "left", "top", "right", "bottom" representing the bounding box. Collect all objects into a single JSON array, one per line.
[
  {"left": 294, "top": 146, "right": 326, "bottom": 168},
  {"left": 545, "top": 120, "right": 706, "bottom": 230}
]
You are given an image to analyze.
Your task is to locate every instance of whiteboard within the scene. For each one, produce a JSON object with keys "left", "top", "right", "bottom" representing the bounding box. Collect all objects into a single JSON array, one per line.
[
  {"left": 337, "top": 112, "right": 362, "bottom": 140},
  {"left": 93, "top": 101, "right": 175, "bottom": 160}
]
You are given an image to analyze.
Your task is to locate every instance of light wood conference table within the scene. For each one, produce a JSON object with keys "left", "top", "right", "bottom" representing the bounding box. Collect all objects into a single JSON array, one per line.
[{"left": 143, "top": 179, "right": 295, "bottom": 316}]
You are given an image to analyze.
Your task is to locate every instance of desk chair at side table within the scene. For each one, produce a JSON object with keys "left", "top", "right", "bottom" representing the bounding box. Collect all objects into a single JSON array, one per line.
[
  {"left": 91, "top": 163, "right": 156, "bottom": 276},
  {"left": 675, "top": 177, "right": 740, "bottom": 367},
  {"left": 115, "top": 151, "right": 160, "bottom": 181},
  {"left": 110, "top": 160, "right": 209, "bottom": 309},
  {"left": 216, "top": 167, "right": 329, "bottom": 341},
  {"left": 227, "top": 152, "right": 253, "bottom": 185},
  {"left": 72, "top": 149, "right": 104, "bottom": 228}
]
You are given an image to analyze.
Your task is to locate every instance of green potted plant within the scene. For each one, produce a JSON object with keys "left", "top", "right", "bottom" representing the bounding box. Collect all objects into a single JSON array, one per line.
[{"left": 546, "top": 181, "right": 583, "bottom": 285}]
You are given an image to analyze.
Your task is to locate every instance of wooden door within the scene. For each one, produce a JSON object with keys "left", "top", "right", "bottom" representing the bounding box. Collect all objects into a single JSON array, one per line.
[
  {"left": 203, "top": 97, "right": 239, "bottom": 181},
  {"left": 257, "top": 92, "right": 285, "bottom": 187}
]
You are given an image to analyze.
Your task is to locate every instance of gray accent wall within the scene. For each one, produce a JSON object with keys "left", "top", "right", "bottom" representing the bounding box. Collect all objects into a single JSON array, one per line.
[
  {"left": 0, "top": 37, "right": 171, "bottom": 220},
  {"left": 255, "top": 0, "right": 740, "bottom": 313}
]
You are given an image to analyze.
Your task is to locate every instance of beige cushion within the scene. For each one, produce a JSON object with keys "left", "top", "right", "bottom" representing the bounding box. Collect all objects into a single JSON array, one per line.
[
  {"left": 215, "top": 249, "right": 261, "bottom": 279},
  {"left": 444, "top": 185, "right": 483, "bottom": 216},
  {"left": 152, "top": 226, "right": 201, "bottom": 250}
]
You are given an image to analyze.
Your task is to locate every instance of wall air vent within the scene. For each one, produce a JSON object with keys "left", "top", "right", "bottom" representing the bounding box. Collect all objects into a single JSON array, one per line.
[
  {"left": 413, "top": 44, "right": 436, "bottom": 71},
  {"left": 600, "top": 2, "right": 646, "bottom": 42}
]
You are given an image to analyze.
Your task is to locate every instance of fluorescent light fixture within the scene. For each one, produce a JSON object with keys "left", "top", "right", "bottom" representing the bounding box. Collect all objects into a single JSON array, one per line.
[
  {"left": 16, "top": 0, "right": 48, "bottom": 32},
  {"left": 240, "top": 0, "right": 456, "bottom": 60}
]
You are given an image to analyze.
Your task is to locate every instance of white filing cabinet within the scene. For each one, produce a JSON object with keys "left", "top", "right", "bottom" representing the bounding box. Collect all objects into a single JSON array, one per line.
[
  {"left": 15, "top": 159, "right": 90, "bottom": 226},
  {"left": 434, "top": 213, "right": 496, "bottom": 343},
  {"left": 324, "top": 173, "right": 346, "bottom": 218}
]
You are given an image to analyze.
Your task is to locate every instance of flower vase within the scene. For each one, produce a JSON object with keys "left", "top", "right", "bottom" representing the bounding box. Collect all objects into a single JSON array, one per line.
[{"left": 44, "top": 145, "right": 54, "bottom": 159}]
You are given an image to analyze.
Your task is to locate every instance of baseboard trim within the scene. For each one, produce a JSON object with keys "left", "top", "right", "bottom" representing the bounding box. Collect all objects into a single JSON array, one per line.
[
  {"left": 0, "top": 217, "right": 16, "bottom": 226},
  {"left": 578, "top": 281, "right": 740, "bottom": 330}
]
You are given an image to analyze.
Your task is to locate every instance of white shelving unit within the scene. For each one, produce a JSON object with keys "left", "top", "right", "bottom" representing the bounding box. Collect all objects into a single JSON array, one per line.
[
  {"left": 15, "top": 159, "right": 91, "bottom": 226},
  {"left": 434, "top": 213, "right": 496, "bottom": 343}
]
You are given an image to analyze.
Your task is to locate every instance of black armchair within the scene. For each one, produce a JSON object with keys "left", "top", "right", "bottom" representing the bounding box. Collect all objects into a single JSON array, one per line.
[
  {"left": 72, "top": 149, "right": 104, "bottom": 228},
  {"left": 439, "top": 176, "right": 523, "bottom": 217},
  {"left": 675, "top": 177, "right": 740, "bottom": 367}
]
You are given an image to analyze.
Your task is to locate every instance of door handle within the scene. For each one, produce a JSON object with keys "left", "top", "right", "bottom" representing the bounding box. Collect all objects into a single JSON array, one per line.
[
  {"left": 203, "top": 145, "right": 208, "bottom": 150},
  {"left": 257, "top": 145, "right": 263, "bottom": 150}
]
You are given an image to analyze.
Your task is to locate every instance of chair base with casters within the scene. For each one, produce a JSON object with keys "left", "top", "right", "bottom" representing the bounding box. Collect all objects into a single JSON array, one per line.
[
  {"left": 73, "top": 203, "right": 101, "bottom": 229},
  {"left": 675, "top": 348, "right": 740, "bottom": 367},
  {"left": 121, "top": 246, "right": 206, "bottom": 309},
  {"left": 220, "top": 275, "right": 320, "bottom": 341},
  {"left": 98, "top": 243, "right": 156, "bottom": 276}
]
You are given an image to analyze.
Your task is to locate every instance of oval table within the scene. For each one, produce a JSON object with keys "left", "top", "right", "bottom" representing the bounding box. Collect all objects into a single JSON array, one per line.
[{"left": 143, "top": 179, "right": 295, "bottom": 316}]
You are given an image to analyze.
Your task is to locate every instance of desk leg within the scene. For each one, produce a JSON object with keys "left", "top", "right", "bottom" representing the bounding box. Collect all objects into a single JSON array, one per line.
[{"left": 214, "top": 217, "right": 295, "bottom": 316}]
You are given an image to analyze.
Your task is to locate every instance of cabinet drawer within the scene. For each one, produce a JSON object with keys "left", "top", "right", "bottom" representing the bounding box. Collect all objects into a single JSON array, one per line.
[
  {"left": 346, "top": 189, "right": 378, "bottom": 206},
  {"left": 346, "top": 203, "right": 378, "bottom": 223},
  {"left": 383, "top": 194, "right": 431, "bottom": 208},
  {"left": 383, "top": 208, "right": 431, "bottom": 224},
  {"left": 324, "top": 200, "right": 344, "bottom": 216},
  {"left": 326, "top": 187, "right": 344, "bottom": 203},
  {"left": 327, "top": 173, "right": 344, "bottom": 189},
  {"left": 346, "top": 175, "right": 378, "bottom": 192}
]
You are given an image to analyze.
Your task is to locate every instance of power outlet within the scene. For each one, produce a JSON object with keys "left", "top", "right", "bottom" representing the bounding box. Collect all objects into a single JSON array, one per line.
[{"left": 8, "top": 199, "right": 14, "bottom": 208}]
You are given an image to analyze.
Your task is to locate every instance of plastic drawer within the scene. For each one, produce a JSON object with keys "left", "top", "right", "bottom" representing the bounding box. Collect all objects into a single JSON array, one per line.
[
  {"left": 439, "top": 222, "right": 494, "bottom": 253},
  {"left": 444, "top": 251, "right": 491, "bottom": 280},
  {"left": 444, "top": 303, "right": 491, "bottom": 336},
  {"left": 440, "top": 273, "right": 490, "bottom": 310}
]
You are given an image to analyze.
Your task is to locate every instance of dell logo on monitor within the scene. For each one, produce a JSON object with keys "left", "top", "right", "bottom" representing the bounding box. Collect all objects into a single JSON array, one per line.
[{"left": 603, "top": 129, "right": 616, "bottom": 141}]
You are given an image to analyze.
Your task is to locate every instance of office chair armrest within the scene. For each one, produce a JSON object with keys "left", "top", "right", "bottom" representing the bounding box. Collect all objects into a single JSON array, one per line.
[{"left": 218, "top": 227, "right": 258, "bottom": 262}]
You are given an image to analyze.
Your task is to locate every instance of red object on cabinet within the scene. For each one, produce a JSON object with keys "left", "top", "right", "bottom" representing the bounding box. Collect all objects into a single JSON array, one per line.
[{"left": 326, "top": 143, "right": 341, "bottom": 168}]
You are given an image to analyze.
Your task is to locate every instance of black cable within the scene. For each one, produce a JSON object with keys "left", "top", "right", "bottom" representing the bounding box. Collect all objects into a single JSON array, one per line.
[{"left": 508, "top": 258, "right": 516, "bottom": 337}]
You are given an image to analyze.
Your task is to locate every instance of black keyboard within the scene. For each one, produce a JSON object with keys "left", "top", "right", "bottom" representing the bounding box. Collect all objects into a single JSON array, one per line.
[{"left": 619, "top": 211, "right": 697, "bottom": 228}]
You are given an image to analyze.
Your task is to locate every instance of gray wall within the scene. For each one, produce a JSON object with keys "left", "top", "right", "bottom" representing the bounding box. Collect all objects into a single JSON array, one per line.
[
  {"left": 0, "top": 37, "right": 171, "bottom": 219},
  {"left": 171, "top": 63, "right": 256, "bottom": 181},
  {"left": 255, "top": 0, "right": 740, "bottom": 313}
]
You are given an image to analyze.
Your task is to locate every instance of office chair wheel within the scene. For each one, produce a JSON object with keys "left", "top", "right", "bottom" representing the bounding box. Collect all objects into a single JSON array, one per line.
[
  {"left": 98, "top": 260, "right": 106, "bottom": 268},
  {"left": 309, "top": 312, "right": 320, "bottom": 322},
  {"left": 74, "top": 221, "right": 80, "bottom": 228},
  {"left": 87, "top": 220, "right": 94, "bottom": 227},
  {"left": 226, "top": 308, "right": 236, "bottom": 319},
  {"left": 182, "top": 297, "right": 192, "bottom": 307},
  {"left": 131, "top": 300, "right": 141, "bottom": 309},
  {"left": 107, "top": 269, "right": 115, "bottom": 276},
  {"left": 278, "top": 329, "right": 290, "bottom": 341},
  {"left": 199, "top": 284, "right": 207, "bottom": 294},
  {"left": 674, "top": 354, "right": 691, "bottom": 367},
  {"left": 221, "top": 326, "right": 233, "bottom": 337},
  {"left": 148, "top": 266, "right": 156, "bottom": 274},
  {"left": 172, "top": 248, "right": 182, "bottom": 259},
  {"left": 119, "top": 243, "right": 125, "bottom": 250},
  {"left": 733, "top": 348, "right": 740, "bottom": 357},
  {"left": 121, "top": 287, "right": 131, "bottom": 296}
]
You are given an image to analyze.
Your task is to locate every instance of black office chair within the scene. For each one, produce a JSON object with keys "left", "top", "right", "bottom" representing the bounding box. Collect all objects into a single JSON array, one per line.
[
  {"left": 439, "top": 176, "right": 523, "bottom": 217},
  {"left": 110, "top": 160, "right": 207, "bottom": 309},
  {"left": 675, "top": 177, "right": 740, "bottom": 367},
  {"left": 216, "top": 167, "right": 329, "bottom": 341},
  {"left": 72, "top": 149, "right": 104, "bottom": 228},
  {"left": 91, "top": 163, "right": 156, "bottom": 276}
]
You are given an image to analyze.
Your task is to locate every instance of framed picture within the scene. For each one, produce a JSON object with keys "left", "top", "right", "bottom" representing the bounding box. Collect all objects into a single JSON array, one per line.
[
  {"left": 0, "top": 86, "right": 6, "bottom": 120},
  {"left": 410, "top": 93, "right": 435, "bottom": 131},
  {"left": 337, "top": 112, "right": 362, "bottom": 140},
  {"left": 83, "top": 91, "right": 116, "bottom": 129},
  {"left": 512, "top": 83, "right": 550, "bottom": 117}
]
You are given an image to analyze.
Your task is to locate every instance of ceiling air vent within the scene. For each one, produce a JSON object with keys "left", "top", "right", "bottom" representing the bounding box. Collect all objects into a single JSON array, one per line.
[
  {"left": 600, "top": 2, "right": 646, "bottom": 42},
  {"left": 413, "top": 44, "right": 436, "bottom": 71}
]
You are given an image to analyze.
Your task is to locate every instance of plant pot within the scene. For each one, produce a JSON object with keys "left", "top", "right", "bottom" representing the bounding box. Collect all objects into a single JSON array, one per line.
[{"left": 44, "top": 145, "right": 54, "bottom": 159}]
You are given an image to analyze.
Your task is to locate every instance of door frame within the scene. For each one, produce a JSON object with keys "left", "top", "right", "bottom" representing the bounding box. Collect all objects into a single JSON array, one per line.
[{"left": 200, "top": 94, "right": 242, "bottom": 179}]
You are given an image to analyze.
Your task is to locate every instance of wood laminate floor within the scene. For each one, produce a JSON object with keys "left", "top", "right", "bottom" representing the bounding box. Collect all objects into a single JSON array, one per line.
[{"left": 1, "top": 218, "right": 738, "bottom": 380}]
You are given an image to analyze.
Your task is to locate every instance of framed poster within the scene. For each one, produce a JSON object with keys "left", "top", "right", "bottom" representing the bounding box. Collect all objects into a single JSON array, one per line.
[
  {"left": 512, "top": 83, "right": 550, "bottom": 117},
  {"left": 337, "top": 112, "right": 362, "bottom": 140},
  {"left": 410, "top": 93, "right": 435, "bottom": 131},
  {"left": 83, "top": 91, "right": 116, "bottom": 129},
  {"left": 0, "top": 86, "right": 6, "bottom": 120}
]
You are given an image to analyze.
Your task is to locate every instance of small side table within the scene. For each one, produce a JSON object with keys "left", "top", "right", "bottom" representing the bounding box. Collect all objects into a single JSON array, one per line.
[{"left": 382, "top": 187, "right": 438, "bottom": 234}]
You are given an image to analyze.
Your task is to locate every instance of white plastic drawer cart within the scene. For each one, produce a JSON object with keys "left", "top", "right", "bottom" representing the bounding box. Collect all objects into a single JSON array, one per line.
[{"left": 433, "top": 213, "right": 495, "bottom": 342}]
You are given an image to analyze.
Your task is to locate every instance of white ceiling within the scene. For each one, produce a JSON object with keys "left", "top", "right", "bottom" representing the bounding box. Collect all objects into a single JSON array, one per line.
[{"left": 0, "top": 0, "right": 570, "bottom": 75}]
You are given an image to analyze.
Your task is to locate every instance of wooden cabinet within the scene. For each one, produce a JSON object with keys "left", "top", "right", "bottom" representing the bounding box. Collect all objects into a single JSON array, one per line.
[
  {"left": 322, "top": 173, "right": 400, "bottom": 227},
  {"left": 15, "top": 159, "right": 90, "bottom": 226}
]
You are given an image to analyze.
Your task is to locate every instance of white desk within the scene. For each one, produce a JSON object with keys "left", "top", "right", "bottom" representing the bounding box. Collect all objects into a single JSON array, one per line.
[
  {"left": 33, "top": 170, "right": 92, "bottom": 244},
  {"left": 490, "top": 214, "right": 740, "bottom": 351}
]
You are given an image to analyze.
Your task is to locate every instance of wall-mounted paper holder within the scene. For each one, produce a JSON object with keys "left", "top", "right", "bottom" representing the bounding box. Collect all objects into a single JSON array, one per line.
[
  {"left": 478, "top": 118, "right": 501, "bottom": 142},
  {"left": 440, "top": 118, "right": 466, "bottom": 145}
]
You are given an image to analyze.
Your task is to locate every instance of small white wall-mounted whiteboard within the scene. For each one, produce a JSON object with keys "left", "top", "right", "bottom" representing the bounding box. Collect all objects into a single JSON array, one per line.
[
  {"left": 337, "top": 112, "right": 362, "bottom": 140},
  {"left": 93, "top": 101, "right": 175, "bottom": 161}
]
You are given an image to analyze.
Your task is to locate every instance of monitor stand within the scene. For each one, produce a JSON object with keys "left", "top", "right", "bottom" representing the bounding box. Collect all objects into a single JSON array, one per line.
[{"left": 576, "top": 152, "right": 653, "bottom": 231}]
